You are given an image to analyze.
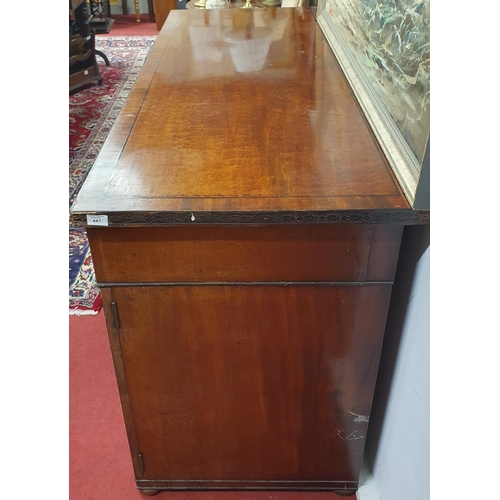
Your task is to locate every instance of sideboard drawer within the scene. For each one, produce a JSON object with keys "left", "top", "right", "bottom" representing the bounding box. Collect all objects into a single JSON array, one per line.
[{"left": 87, "top": 225, "right": 403, "bottom": 284}]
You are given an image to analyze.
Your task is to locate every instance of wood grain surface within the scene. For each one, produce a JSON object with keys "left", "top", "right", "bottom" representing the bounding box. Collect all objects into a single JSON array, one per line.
[
  {"left": 71, "top": 8, "right": 411, "bottom": 223},
  {"left": 74, "top": 8, "right": 421, "bottom": 494},
  {"left": 88, "top": 224, "right": 403, "bottom": 284},
  {"left": 102, "top": 284, "right": 392, "bottom": 484},
  {"left": 152, "top": 0, "right": 177, "bottom": 31}
]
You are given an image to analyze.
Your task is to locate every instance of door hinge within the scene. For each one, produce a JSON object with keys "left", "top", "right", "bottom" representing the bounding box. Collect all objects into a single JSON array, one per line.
[
  {"left": 110, "top": 301, "right": 120, "bottom": 329},
  {"left": 137, "top": 453, "right": 145, "bottom": 474}
]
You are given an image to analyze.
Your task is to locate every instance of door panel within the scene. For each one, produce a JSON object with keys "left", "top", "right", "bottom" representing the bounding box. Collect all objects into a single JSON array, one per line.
[{"left": 109, "top": 285, "right": 392, "bottom": 481}]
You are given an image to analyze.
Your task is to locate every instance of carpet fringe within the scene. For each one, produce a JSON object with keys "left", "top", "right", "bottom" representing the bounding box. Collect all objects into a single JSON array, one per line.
[{"left": 70, "top": 309, "right": 100, "bottom": 316}]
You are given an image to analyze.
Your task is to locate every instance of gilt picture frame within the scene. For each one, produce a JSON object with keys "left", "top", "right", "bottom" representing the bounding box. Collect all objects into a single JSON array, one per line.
[{"left": 316, "top": 0, "right": 430, "bottom": 209}]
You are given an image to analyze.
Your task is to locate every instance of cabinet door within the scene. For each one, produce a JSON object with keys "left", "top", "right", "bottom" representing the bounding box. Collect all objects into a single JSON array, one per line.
[{"left": 102, "top": 284, "right": 391, "bottom": 486}]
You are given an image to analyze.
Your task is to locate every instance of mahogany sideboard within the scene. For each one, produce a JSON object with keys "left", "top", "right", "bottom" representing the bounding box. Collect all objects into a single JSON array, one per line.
[{"left": 70, "top": 8, "right": 429, "bottom": 496}]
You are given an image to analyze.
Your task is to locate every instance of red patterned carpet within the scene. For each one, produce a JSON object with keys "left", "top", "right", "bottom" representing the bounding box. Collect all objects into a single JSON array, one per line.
[{"left": 69, "top": 36, "right": 156, "bottom": 314}]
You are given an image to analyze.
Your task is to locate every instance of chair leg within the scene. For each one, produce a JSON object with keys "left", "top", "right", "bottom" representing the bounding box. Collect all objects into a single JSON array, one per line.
[{"left": 121, "top": 0, "right": 128, "bottom": 14}]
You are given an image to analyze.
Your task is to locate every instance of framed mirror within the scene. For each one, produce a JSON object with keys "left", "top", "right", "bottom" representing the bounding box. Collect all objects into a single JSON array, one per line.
[{"left": 316, "top": 0, "right": 430, "bottom": 209}]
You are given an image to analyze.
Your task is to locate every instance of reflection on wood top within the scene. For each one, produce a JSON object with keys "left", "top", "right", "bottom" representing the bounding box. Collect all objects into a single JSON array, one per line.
[{"left": 71, "top": 8, "right": 418, "bottom": 226}]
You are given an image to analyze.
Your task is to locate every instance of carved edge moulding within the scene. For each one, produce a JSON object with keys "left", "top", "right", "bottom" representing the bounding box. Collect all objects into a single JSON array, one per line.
[
  {"left": 316, "top": 0, "right": 430, "bottom": 210},
  {"left": 70, "top": 210, "right": 430, "bottom": 227}
]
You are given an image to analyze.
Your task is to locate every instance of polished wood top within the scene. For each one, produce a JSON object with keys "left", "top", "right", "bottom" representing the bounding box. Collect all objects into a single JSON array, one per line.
[
  {"left": 186, "top": 0, "right": 308, "bottom": 9},
  {"left": 71, "top": 9, "right": 424, "bottom": 227}
]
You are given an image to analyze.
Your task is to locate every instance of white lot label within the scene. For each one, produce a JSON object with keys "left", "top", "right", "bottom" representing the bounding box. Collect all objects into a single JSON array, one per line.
[{"left": 86, "top": 215, "right": 109, "bottom": 226}]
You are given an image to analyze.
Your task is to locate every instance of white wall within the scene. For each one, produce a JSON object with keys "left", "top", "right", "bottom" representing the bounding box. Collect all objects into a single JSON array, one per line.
[{"left": 358, "top": 225, "right": 430, "bottom": 500}]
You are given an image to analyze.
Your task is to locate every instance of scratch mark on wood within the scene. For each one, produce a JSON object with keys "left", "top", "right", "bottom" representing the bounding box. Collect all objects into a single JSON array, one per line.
[
  {"left": 349, "top": 411, "right": 370, "bottom": 423},
  {"left": 335, "top": 429, "right": 364, "bottom": 441}
]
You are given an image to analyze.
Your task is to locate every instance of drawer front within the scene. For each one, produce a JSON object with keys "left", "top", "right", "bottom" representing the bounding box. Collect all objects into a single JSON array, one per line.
[{"left": 87, "top": 224, "right": 403, "bottom": 284}]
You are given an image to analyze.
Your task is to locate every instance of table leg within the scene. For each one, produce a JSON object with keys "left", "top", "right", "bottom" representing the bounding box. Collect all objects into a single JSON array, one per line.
[
  {"left": 134, "top": 0, "right": 140, "bottom": 23},
  {"left": 147, "top": 0, "right": 155, "bottom": 23}
]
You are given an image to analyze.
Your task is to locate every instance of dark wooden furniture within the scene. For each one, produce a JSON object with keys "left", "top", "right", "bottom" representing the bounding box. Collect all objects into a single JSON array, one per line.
[
  {"left": 148, "top": 0, "right": 156, "bottom": 22},
  {"left": 69, "top": 31, "right": 102, "bottom": 92},
  {"left": 69, "top": 0, "right": 87, "bottom": 31},
  {"left": 69, "top": 0, "right": 110, "bottom": 93},
  {"left": 70, "top": 8, "right": 429, "bottom": 496},
  {"left": 152, "top": 0, "right": 177, "bottom": 30},
  {"left": 88, "top": 0, "right": 115, "bottom": 33}
]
